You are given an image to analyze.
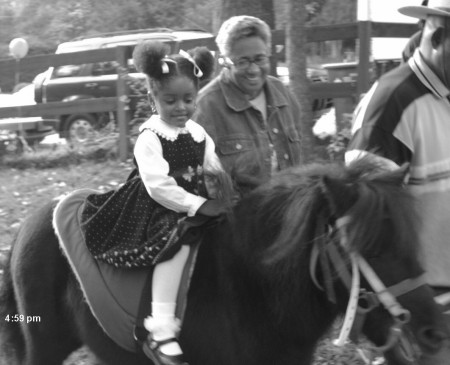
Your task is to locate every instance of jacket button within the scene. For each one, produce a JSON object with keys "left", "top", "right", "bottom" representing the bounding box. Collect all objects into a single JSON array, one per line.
[
  {"left": 236, "top": 143, "right": 242, "bottom": 150},
  {"left": 272, "top": 128, "right": 279, "bottom": 134},
  {"left": 284, "top": 154, "right": 289, "bottom": 160}
]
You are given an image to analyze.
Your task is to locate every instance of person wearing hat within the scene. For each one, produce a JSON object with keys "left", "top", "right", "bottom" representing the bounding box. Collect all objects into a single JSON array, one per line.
[
  {"left": 401, "top": 0, "right": 429, "bottom": 62},
  {"left": 346, "top": 0, "right": 450, "bottom": 290}
]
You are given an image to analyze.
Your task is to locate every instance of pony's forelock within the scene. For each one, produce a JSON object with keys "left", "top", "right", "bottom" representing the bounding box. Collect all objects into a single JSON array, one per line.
[{"left": 258, "top": 161, "right": 420, "bottom": 268}]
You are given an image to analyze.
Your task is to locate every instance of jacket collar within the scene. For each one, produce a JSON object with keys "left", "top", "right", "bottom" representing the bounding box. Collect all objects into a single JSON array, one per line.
[
  {"left": 409, "top": 49, "right": 450, "bottom": 98},
  {"left": 219, "top": 68, "right": 289, "bottom": 112}
]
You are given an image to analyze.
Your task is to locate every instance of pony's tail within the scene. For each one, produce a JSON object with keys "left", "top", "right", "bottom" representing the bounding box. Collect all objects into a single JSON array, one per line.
[{"left": 0, "top": 247, "right": 25, "bottom": 364}]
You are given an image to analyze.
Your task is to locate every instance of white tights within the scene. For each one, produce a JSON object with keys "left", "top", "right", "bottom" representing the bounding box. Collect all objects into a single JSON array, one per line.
[{"left": 145, "top": 245, "right": 190, "bottom": 355}]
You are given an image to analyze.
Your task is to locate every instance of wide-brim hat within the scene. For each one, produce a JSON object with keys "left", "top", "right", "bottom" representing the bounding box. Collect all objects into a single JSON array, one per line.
[{"left": 399, "top": 0, "right": 450, "bottom": 19}]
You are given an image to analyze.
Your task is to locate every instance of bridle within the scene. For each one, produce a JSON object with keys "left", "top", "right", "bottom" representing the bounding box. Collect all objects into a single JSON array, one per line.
[{"left": 310, "top": 216, "right": 428, "bottom": 364}]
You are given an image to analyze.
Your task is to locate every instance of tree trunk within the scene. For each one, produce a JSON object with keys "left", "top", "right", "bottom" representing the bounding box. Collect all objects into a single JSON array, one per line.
[
  {"left": 286, "top": 0, "right": 315, "bottom": 162},
  {"left": 213, "top": 0, "right": 274, "bottom": 32}
]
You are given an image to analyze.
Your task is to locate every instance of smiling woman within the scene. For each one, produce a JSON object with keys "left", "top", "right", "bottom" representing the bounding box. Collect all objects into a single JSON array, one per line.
[{"left": 194, "top": 15, "right": 304, "bottom": 179}]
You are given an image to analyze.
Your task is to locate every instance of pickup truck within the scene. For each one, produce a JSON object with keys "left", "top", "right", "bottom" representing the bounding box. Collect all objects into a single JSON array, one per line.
[
  {"left": 33, "top": 28, "right": 216, "bottom": 145},
  {"left": 0, "top": 84, "right": 57, "bottom": 154}
]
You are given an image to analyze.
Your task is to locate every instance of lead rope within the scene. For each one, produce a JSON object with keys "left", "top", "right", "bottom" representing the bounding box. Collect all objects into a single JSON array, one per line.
[
  {"left": 333, "top": 251, "right": 360, "bottom": 347},
  {"left": 333, "top": 216, "right": 360, "bottom": 347},
  {"left": 333, "top": 216, "right": 416, "bottom": 364},
  {"left": 356, "top": 255, "right": 411, "bottom": 320}
]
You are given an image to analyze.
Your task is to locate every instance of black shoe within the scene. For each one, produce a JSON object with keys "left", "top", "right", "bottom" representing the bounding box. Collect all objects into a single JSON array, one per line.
[{"left": 142, "top": 336, "right": 189, "bottom": 365}]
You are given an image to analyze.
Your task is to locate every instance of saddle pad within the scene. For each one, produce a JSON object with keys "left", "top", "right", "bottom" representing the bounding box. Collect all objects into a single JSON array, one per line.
[{"left": 53, "top": 189, "right": 150, "bottom": 352}]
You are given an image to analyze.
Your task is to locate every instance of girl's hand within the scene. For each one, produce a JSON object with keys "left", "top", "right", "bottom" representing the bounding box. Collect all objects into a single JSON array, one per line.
[{"left": 197, "top": 200, "right": 228, "bottom": 217}]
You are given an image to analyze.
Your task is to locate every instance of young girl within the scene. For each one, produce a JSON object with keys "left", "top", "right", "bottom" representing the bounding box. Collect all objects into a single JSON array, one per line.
[{"left": 81, "top": 41, "right": 225, "bottom": 365}]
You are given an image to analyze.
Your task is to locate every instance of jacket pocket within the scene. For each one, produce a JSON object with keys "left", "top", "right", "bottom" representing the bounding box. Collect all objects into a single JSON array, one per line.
[{"left": 218, "top": 135, "right": 255, "bottom": 156}]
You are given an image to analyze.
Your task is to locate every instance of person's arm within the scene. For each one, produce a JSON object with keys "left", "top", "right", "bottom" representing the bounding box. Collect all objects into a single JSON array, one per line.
[{"left": 134, "top": 130, "right": 207, "bottom": 217}]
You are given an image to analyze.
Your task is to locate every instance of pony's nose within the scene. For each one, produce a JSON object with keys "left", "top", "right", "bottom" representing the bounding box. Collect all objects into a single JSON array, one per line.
[{"left": 417, "top": 327, "right": 448, "bottom": 352}]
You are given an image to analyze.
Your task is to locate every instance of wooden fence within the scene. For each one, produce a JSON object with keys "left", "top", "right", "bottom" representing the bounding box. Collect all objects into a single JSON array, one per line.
[{"left": 0, "top": 22, "right": 417, "bottom": 161}]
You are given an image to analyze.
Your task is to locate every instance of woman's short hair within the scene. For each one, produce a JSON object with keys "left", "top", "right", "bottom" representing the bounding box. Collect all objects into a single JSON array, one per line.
[{"left": 215, "top": 15, "right": 272, "bottom": 57}]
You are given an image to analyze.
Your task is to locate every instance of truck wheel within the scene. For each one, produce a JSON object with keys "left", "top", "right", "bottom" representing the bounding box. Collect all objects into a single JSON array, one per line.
[{"left": 65, "top": 114, "right": 97, "bottom": 144}]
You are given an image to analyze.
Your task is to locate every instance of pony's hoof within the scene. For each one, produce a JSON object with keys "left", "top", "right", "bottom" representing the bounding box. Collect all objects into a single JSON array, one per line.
[{"left": 142, "top": 337, "right": 189, "bottom": 365}]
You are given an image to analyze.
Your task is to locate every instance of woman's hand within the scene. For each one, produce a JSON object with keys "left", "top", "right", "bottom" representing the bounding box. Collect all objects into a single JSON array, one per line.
[{"left": 197, "top": 200, "right": 228, "bottom": 217}]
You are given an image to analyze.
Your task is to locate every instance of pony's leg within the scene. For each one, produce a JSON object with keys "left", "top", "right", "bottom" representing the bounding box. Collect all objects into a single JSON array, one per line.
[
  {"left": 10, "top": 202, "right": 81, "bottom": 365},
  {"left": 0, "top": 250, "right": 25, "bottom": 365}
]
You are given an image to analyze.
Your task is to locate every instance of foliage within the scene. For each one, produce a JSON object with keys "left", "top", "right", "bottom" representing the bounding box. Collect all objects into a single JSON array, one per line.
[
  {"left": 0, "top": 133, "right": 123, "bottom": 170},
  {"left": 215, "top": 0, "right": 275, "bottom": 30},
  {"left": 126, "top": 76, "right": 151, "bottom": 121},
  {"left": 0, "top": 0, "right": 14, "bottom": 58},
  {"left": 308, "top": 0, "right": 357, "bottom": 26},
  {"left": 326, "top": 113, "right": 353, "bottom": 161},
  {"left": 2, "top": 0, "right": 216, "bottom": 56},
  {"left": 276, "top": 0, "right": 339, "bottom": 28},
  {"left": 305, "top": 0, "right": 327, "bottom": 21},
  {"left": 2, "top": 0, "right": 355, "bottom": 57},
  {"left": 327, "top": 126, "right": 352, "bottom": 161}
]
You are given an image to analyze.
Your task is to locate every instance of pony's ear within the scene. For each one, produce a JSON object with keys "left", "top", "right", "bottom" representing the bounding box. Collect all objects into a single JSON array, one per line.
[
  {"left": 320, "top": 176, "right": 357, "bottom": 217},
  {"left": 375, "top": 162, "right": 410, "bottom": 186}
]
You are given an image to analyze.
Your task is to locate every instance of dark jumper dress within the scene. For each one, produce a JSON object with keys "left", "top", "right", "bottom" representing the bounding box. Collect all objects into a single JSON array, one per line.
[{"left": 80, "top": 130, "right": 207, "bottom": 268}]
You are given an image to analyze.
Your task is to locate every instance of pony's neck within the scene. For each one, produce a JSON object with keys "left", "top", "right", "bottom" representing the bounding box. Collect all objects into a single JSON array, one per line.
[{"left": 211, "top": 214, "right": 338, "bottom": 343}]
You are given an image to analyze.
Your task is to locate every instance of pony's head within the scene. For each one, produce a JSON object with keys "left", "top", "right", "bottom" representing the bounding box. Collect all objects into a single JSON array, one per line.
[{"left": 235, "top": 158, "right": 450, "bottom": 364}]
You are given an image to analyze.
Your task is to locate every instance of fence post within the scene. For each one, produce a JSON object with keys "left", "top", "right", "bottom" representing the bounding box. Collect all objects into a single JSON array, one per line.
[
  {"left": 116, "top": 46, "right": 131, "bottom": 162},
  {"left": 357, "top": 21, "right": 372, "bottom": 98}
]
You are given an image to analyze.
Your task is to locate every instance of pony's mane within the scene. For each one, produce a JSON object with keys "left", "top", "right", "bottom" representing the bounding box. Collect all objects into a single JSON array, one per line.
[{"left": 246, "top": 159, "right": 421, "bottom": 267}]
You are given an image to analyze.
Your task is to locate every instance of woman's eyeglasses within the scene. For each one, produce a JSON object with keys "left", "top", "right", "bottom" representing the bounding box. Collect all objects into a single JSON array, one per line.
[{"left": 220, "top": 55, "right": 270, "bottom": 70}]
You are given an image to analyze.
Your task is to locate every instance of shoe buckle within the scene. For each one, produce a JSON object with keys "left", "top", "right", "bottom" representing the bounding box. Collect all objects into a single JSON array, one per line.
[{"left": 150, "top": 340, "right": 159, "bottom": 350}]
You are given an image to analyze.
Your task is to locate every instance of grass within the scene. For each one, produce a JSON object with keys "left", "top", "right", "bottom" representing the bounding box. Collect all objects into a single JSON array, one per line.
[
  {"left": 0, "top": 139, "right": 382, "bottom": 365},
  {"left": 0, "top": 136, "right": 133, "bottom": 249}
]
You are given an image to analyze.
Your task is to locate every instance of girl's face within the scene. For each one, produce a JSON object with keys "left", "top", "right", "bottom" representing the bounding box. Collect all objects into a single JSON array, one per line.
[{"left": 153, "top": 76, "right": 197, "bottom": 128}]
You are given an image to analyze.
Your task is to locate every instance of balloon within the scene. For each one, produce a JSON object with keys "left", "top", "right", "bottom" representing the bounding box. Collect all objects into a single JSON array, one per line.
[{"left": 9, "top": 38, "right": 29, "bottom": 59}]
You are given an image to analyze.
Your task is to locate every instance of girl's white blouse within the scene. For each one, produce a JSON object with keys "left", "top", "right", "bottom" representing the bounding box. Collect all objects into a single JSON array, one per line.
[{"left": 134, "top": 115, "right": 221, "bottom": 217}]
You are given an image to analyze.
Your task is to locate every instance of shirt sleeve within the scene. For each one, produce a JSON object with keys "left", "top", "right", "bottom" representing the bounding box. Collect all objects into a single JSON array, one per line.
[
  {"left": 134, "top": 130, "right": 207, "bottom": 216},
  {"left": 203, "top": 133, "right": 223, "bottom": 172}
]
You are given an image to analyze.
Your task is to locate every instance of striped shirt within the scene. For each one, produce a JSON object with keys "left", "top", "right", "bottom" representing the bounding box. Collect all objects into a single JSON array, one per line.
[{"left": 346, "top": 50, "right": 450, "bottom": 286}]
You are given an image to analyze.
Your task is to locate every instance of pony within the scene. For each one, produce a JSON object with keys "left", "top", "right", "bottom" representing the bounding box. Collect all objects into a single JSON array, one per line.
[{"left": 1, "top": 159, "right": 449, "bottom": 365}]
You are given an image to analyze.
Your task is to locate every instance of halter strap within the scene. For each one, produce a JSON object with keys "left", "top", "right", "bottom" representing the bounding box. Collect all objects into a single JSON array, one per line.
[
  {"left": 386, "top": 274, "right": 428, "bottom": 298},
  {"left": 356, "top": 255, "right": 412, "bottom": 319},
  {"left": 310, "top": 215, "right": 427, "bottom": 349},
  {"left": 333, "top": 251, "right": 360, "bottom": 347}
]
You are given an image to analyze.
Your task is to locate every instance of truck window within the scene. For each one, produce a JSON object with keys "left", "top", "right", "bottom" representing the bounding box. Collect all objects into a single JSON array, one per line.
[
  {"left": 91, "top": 61, "right": 118, "bottom": 76},
  {"left": 52, "top": 64, "right": 83, "bottom": 78}
]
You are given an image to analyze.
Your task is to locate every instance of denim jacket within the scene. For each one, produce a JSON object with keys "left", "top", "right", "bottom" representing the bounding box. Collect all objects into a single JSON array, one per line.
[{"left": 193, "top": 69, "right": 303, "bottom": 178}]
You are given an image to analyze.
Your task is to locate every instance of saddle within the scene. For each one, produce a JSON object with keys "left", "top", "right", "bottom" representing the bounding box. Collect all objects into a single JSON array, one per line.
[{"left": 53, "top": 189, "right": 214, "bottom": 353}]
